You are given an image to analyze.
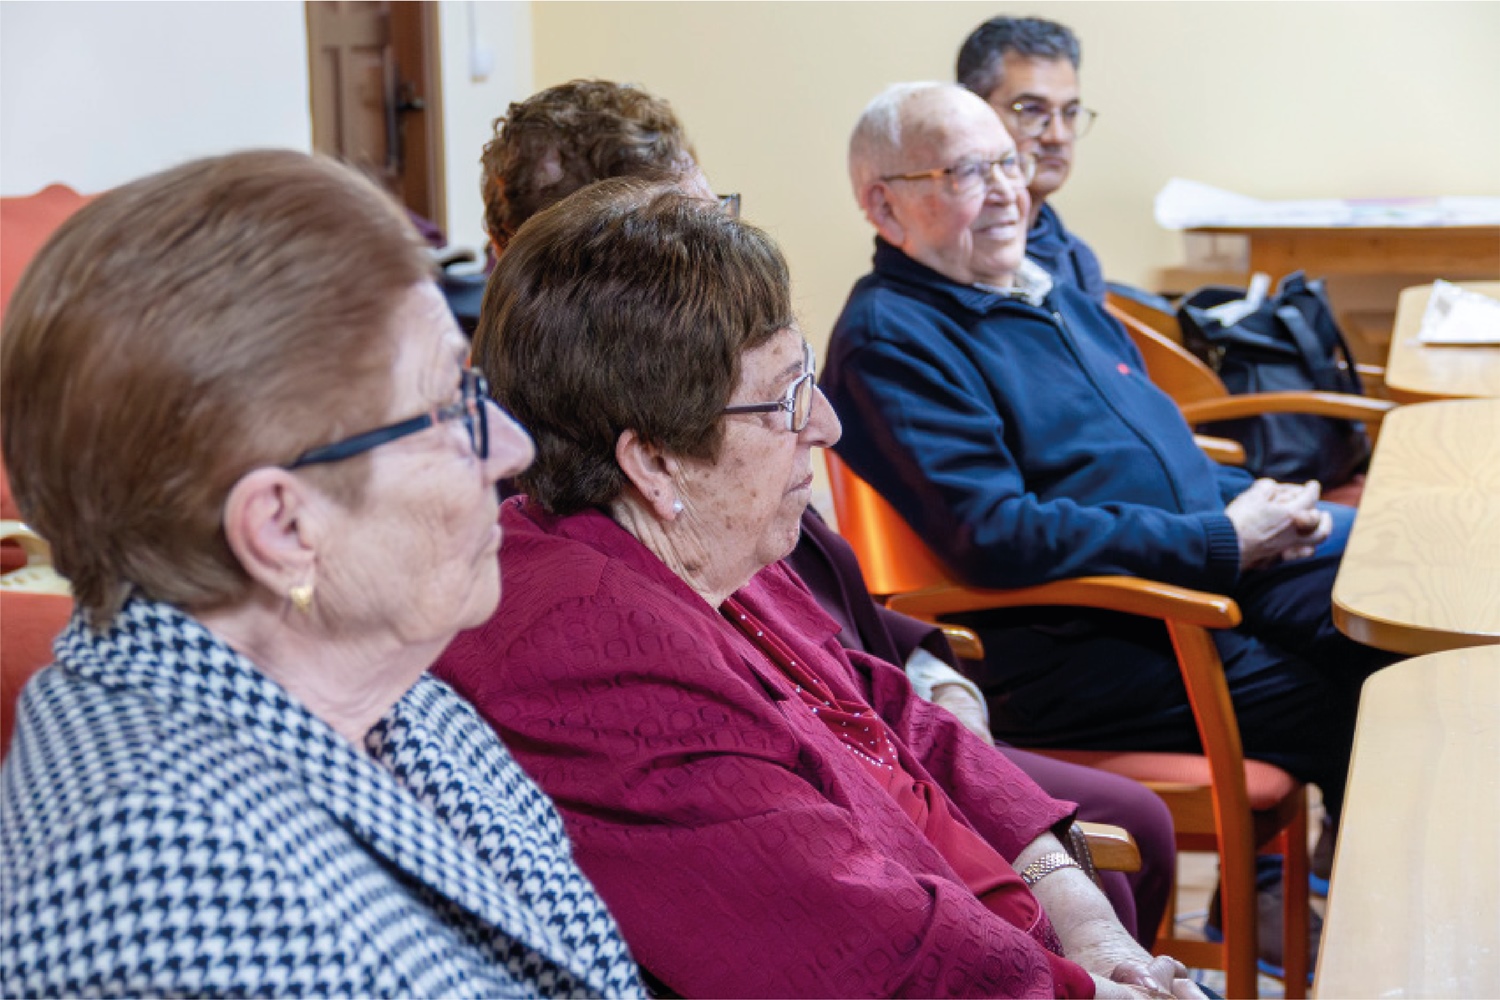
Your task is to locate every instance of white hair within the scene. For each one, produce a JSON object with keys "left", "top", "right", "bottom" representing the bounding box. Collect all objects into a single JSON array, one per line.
[{"left": 847, "top": 81, "right": 968, "bottom": 204}]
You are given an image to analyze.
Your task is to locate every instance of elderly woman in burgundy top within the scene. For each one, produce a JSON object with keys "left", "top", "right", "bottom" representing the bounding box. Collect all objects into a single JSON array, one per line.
[{"left": 435, "top": 180, "right": 1199, "bottom": 999}]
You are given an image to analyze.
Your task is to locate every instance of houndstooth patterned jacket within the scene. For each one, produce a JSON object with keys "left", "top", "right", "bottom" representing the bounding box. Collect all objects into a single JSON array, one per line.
[{"left": 0, "top": 596, "right": 645, "bottom": 998}]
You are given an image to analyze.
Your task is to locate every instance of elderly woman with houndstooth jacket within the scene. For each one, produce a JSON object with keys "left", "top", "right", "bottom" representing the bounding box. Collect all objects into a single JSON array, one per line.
[{"left": 0, "top": 151, "right": 642, "bottom": 998}]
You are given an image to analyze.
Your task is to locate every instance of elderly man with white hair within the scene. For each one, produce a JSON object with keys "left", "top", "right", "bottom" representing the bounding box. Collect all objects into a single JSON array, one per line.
[{"left": 821, "top": 82, "right": 1394, "bottom": 981}]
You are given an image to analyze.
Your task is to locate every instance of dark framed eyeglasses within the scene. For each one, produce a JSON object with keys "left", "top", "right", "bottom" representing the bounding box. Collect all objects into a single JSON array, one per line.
[
  {"left": 1003, "top": 100, "right": 1098, "bottom": 139},
  {"left": 286, "top": 368, "right": 491, "bottom": 469},
  {"left": 880, "top": 151, "right": 1036, "bottom": 198},
  {"left": 722, "top": 341, "right": 817, "bottom": 433}
]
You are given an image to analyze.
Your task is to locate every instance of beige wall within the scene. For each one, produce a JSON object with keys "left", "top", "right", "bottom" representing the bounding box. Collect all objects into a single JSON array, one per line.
[{"left": 533, "top": 1, "right": 1500, "bottom": 360}]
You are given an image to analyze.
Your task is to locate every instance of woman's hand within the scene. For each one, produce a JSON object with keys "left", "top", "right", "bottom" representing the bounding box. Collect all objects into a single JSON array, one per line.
[
  {"left": 1016, "top": 833, "right": 1206, "bottom": 998},
  {"left": 1095, "top": 956, "right": 1205, "bottom": 998}
]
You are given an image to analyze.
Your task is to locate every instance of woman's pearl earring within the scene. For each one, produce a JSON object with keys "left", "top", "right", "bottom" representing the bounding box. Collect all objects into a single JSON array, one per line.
[{"left": 671, "top": 500, "right": 685, "bottom": 515}]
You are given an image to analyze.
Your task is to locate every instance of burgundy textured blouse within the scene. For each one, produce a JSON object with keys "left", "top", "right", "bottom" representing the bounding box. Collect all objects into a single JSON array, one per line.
[{"left": 435, "top": 499, "right": 1093, "bottom": 998}]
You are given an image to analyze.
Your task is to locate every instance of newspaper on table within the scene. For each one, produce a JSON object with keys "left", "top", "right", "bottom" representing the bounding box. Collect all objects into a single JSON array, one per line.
[{"left": 1154, "top": 179, "right": 1500, "bottom": 230}]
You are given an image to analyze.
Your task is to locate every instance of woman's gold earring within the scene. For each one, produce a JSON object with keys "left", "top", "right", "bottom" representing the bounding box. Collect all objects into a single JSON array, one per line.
[{"left": 289, "top": 582, "right": 315, "bottom": 614}]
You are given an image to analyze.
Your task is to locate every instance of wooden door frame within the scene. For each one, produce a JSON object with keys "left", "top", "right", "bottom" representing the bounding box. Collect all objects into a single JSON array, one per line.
[
  {"left": 388, "top": 1, "right": 445, "bottom": 229},
  {"left": 304, "top": 1, "right": 447, "bottom": 233}
]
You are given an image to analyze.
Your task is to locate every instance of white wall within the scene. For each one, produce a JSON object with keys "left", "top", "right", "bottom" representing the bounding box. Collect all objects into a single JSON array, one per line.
[
  {"left": 0, "top": 1, "right": 312, "bottom": 196},
  {"left": 435, "top": 0, "right": 531, "bottom": 259},
  {"left": 0, "top": 0, "right": 530, "bottom": 256}
]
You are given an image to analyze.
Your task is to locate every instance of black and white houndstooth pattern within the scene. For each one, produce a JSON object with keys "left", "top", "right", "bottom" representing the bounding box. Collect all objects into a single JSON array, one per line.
[{"left": 0, "top": 596, "right": 644, "bottom": 998}]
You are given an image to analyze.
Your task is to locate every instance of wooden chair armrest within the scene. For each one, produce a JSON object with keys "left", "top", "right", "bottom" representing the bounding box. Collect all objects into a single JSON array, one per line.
[
  {"left": 1355, "top": 363, "right": 1385, "bottom": 382},
  {"left": 887, "top": 576, "right": 1242, "bottom": 630},
  {"left": 1194, "top": 434, "right": 1246, "bottom": 466},
  {"left": 1076, "top": 821, "right": 1141, "bottom": 874},
  {"left": 1179, "top": 392, "right": 1394, "bottom": 428},
  {"left": 939, "top": 625, "right": 984, "bottom": 662}
]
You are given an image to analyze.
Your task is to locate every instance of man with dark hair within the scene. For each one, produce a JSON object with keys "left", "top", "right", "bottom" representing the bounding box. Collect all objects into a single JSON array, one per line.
[
  {"left": 957, "top": 15, "right": 1106, "bottom": 302},
  {"left": 474, "top": 77, "right": 1177, "bottom": 951}
]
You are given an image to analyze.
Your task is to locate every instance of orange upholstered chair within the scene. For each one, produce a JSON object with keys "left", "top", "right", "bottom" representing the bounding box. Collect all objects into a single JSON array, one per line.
[
  {"left": 1, "top": 523, "right": 73, "bottom": 758},
  {"left": 825, "top": 452, "right": 1309, "bottom": 999},
  {"left": 1, "top": 183, "right": 93, "bottom": 320},
  {"left": 1, "top": 185, "right": 91, "bottom": 732},
  {"left": 2, "top": 184, "right": 95, "bottom": 570}
]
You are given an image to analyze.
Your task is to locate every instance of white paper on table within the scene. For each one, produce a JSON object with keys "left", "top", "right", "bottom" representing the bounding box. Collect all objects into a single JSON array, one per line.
[
  {"left": 1418, "top": 280, "right": 1500, "bottom": 345},
  {"left": 1154, "top": 178, "right": 1500, "bottom": 230}
]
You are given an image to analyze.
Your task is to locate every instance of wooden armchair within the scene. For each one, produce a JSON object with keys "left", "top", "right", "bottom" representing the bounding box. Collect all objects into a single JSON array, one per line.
[
  {"left": 1105, "top": 300, "right": 1394, "bottom": 435},
  {"left": 1106, "top": 300, "right": 1393, "bottom": 506},
  {"left": 825, "top": 453, "right": 1309, "bottom": 998}
]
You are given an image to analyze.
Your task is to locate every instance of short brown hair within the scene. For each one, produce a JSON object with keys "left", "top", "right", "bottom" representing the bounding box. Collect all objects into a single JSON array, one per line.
[
  {"left": 474, "top": 178, "right": 792, "bottom": 515},
  {"left": 481, "top": 79, "right": 695, "bottom": 250},
  {"left": 1, "top": 150, "right": 431, "bottom": 623}
]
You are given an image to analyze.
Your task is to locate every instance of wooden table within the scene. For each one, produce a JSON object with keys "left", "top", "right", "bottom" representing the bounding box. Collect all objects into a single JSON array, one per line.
[
  {"left": 1313, "top": 645, "right": 1500, "bottom": 999},
  {"left": 1332, "top": 399, "right": 1500, "bottom": 654},
  {"left": 1191, "top": 225, "right": 1500, "bottom": 281},
  {"left": 1385, "top": 281, "right": 1500, "bottom": 404}
]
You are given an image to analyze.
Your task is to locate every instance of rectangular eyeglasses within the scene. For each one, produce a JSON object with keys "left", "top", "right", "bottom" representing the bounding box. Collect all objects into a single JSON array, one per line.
[
  {"left": 721, "top": 341, "right": 817, "bottom": 433},
  {"left": 286, "top": 368, "right": 491, "bottom": 468}
]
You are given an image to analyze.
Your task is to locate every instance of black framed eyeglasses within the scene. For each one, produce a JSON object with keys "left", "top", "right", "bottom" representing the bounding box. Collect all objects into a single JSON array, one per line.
[
  {"left": 880, "top": 151, "right": 1036, "bottom": 198},
  {"left": 722, "top": 341, "right": 817, "bottom": 433},
  {"left": 1004, "top": 101, "right": 1098, "bottom": 140},
  {"left": 286, "top": 368, "right": 491, "bottom": 469}
]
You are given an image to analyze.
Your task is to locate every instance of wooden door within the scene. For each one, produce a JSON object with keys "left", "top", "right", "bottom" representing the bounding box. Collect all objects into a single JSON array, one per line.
[{"left": 305, "top": 1, "right": 445, "bottom": 227}]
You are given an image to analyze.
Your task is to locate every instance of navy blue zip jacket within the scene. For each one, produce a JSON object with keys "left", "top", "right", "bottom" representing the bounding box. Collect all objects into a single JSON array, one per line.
[
  {"left": 1026, "top": 203, "right": 1107, "bottom": 305},
  {"left": 822, "top": 239, "right": 1249, "bottom": 595}
]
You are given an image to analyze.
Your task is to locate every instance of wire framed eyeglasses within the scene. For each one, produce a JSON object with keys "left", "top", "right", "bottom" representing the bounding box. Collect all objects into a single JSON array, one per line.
[
  {"left": 880, "top": 151, "right": 1036, "bottom": 197},
  {"left": 1003, "top": 101, "right": 1098, "bottom": 139},
  {"left": 721, "top": 340, "right": 818, "bottom": 433}
]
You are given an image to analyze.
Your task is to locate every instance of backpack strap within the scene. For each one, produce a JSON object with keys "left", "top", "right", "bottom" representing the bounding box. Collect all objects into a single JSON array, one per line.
[
  {"left": 1275, "top": 304, "right": 1344, "bottom": 393},
  {"left": 1276, "top": 297, "right": 1365, "bottom": 395}
]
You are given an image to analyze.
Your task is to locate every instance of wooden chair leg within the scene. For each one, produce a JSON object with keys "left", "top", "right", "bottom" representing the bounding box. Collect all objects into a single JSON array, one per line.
[
  {"left": 1280, "top": 800, "right": 1310, "bottom": 999},
  {"left": 1222, "top": 838, "right": 1260, "bottom": 1000}
]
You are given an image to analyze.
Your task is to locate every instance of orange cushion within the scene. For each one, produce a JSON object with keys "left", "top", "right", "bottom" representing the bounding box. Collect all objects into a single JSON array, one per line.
[
  {"left": 1, "top": 590, "right": 74, "bottom": 756},
  {"left": 1035, "top": 748, "right": 1300, "bottom": 813},
  {"left": 1323, "top": 474, "right": 1366, "bottom": 508},
  {"left": 1, "top": 456, "right": 19, "bottom": 523},
  {"left": 2, "top": 184, "right": 93, "bottom": 533},
  {"left": 0, "top": 183, "right": 92, "bottom": 321}
]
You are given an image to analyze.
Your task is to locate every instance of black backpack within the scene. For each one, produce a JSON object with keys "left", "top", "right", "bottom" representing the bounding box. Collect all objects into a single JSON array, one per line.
[{"left": 1177, "top": 272, "right": 1371, "bottom": 486}]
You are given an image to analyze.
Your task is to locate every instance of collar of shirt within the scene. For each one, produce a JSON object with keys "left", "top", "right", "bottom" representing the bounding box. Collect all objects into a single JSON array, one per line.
[{"left": 973, "top": 258, "right": 1053, "bottom": 306}]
